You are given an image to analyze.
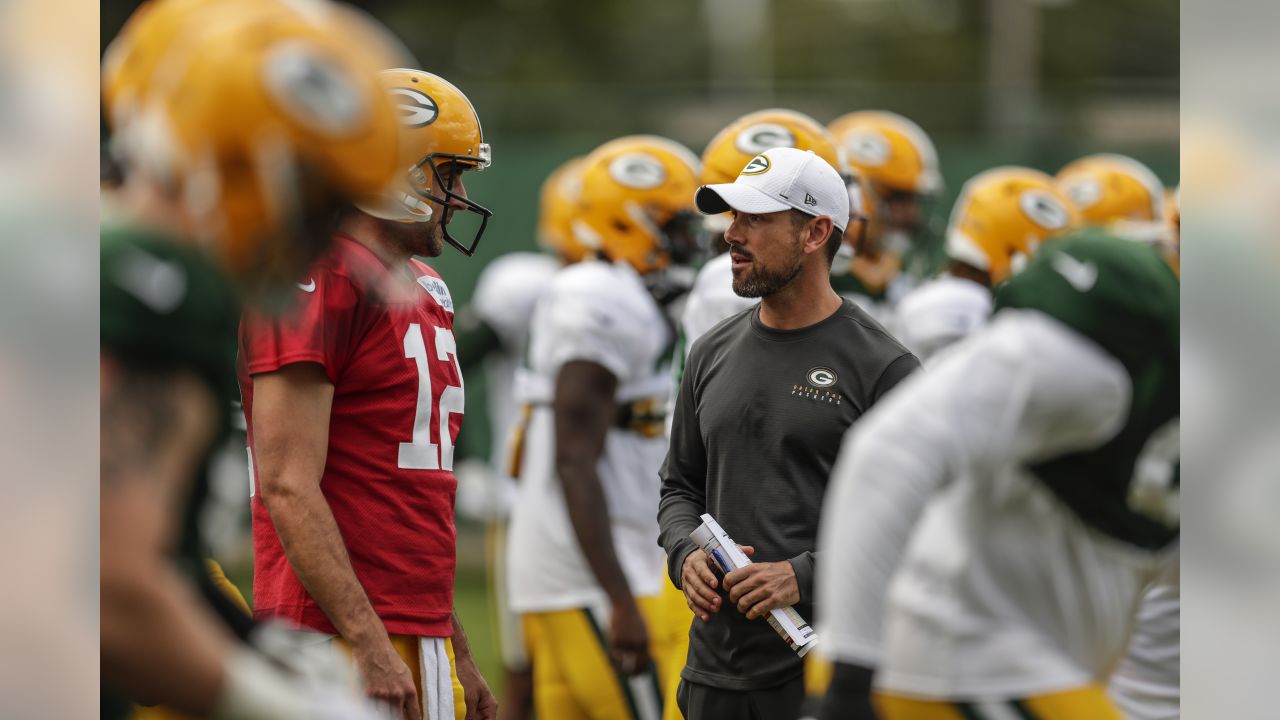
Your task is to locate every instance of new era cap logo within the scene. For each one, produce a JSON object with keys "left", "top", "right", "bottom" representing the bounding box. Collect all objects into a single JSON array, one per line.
[
  {"left": 741, "top": 155, "right": 770, "bottom": 175},
  {"left": 804, "top": 193, "right": 818, "bottom": 206}
]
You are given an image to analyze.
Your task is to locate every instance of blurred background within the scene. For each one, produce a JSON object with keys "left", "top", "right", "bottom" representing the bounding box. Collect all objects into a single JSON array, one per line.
[
  {"left": 95, "top": 0, "right": 1179, "bottom": 697},
  {"left": 99, "top": 0, "right": 1181, "bottom": 321}
]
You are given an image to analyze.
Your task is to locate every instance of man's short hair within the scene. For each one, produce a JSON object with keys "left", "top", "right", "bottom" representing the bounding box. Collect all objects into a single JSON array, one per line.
[{"left": 789, "top": 209, "right": 843, "bottom": 266}]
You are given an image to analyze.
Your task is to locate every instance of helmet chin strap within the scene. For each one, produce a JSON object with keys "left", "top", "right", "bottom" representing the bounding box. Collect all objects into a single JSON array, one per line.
[{"left": 356, "top": 190, "right": 433, "bottom": 223}]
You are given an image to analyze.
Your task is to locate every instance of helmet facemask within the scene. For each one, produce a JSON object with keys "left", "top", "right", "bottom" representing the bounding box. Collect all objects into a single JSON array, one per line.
[
  {"left": 409, "top": 144, "right": 493, "bottom": 257},
  {"left": 659, "top": 210, "right": 704, "bottom": 268},
  {"left": 639, "top": 210, "right": 703, "bottom": 307}
]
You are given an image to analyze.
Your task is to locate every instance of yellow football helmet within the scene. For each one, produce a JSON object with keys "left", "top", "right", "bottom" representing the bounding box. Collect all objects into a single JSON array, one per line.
[
  {"left": 700, "top": 109, "right": 847, "bottom": 243},
  {"left": 104, "top": 0, "right": 269, "bottom": 128},
  {"left": 828, "top": 111, "right": 942, "bottom": 196},
  {"left": 537, "top": 156, "right": 591, "bottom": 264},
  {"left": 573, "top": 135, "right": 701, "bottom": 275},
  {"left": 1163, "top": 187, "right": 1180, "bottom": 276},
  {"left": 840, "top": 167, "right": 898, "bottom": 292},
  {"left": 355, "top": 68, "right": 493, "bottom": 256},
  {"left": 946, "top": 167, "right": 1080, "bottom": 285},
  {"left": 109, "top": 3, "right": 402, "bottom": 288},
  {"left": 103, "top": 0, "right": 408, "bottom": 131},
  {"left": 701, "top": 108, "right": 846, "bottom": 186},
  {"left": 842, "top": 167, "right": 879, "bottom": 249},
  {"left": 1056, "top": 153, "right": 1166, "bottom": 225}
]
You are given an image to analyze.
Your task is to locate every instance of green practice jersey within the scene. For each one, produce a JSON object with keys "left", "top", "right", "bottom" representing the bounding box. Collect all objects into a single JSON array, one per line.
[
  {"left": 101, "top": 221, "right": 241, "bottom": 565},
  {"left": 995, "top": 232, "right": 1179, "bottom": 550}
]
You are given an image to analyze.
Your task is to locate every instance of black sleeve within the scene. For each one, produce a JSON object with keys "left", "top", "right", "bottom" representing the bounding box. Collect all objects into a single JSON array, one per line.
[
  {"left": 870, "top": 352, "right": 921, "bottom": 404},
  {"left": 817, "top": 662, "right": 879, "bottom": 720},
  {"left": 657, "top": 346, "right": 709, "bottom": 589},
  {"left": 787, "top": 551, "right": 817, "bottom": 604}
]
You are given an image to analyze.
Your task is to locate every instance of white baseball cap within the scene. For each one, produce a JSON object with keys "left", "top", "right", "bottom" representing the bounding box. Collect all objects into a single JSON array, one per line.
[{"left": 694, "top": 146, "right": 850, "bottom": 232}]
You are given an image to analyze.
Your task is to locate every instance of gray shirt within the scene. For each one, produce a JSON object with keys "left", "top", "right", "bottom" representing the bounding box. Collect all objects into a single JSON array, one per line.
[{"left": 658, "top": 298, "right": 919, "bottom": 690}]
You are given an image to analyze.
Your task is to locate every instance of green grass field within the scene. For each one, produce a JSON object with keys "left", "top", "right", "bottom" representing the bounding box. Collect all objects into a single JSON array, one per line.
[{"left": 454, "top": 558, "right": 505, "bottom": 696}]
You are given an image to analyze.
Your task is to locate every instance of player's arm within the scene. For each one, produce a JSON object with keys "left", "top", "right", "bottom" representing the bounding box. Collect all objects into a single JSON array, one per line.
[
  {"left": 553, "top": 359, "right": 650, "bottom": 675},
  {"left": 450, "top": 610, "right": 497, "bottom": 720},
  {"left": 814, "top": 313, "right": 1130, "bottom": 719},
  {"left": 100, "top": 365, "right": 379, "bottom": 720},
  {"left": 99, "top": 362, "right": 232, "bottom": 711},
  {"left": 251, "top": 362, "right": 420, "bottom": 720},
  {"left": 102, "top": 459, "right": 230, "bottom": 712},
  {"left": 814, "top": 336, "right": 1018, "bottom": 720},
  {"left": 102, "top": 525, "right": 368, "bottom": 720}
]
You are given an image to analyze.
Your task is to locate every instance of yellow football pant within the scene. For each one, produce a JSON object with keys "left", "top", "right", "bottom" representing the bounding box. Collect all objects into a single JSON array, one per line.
[
  {"left": 804, "top": 654, "right": 834, "bottom": 697},
  {"left": 523, "top": 597, "right": 669, "bottom": 720},
  {"left": 204, "top": 558, "right": 251, "bottom": 615},
  {"left": 334, "top": 634, "right": 466, "bottom": 720},
  {"left": 657, "top": 574, "right": 693, "bottom": 720},
  {"left": 875, "top": 685, "right": 1124, "bottom": 720}
]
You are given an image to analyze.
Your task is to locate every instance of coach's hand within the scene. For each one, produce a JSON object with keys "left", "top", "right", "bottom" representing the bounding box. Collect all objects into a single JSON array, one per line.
[
  {"left": 680, "top": 549, "right": 720, "bottom": 621},
  {"left": 455, "top": 650, "right": 498, "bottom": 720},
  {"left": 351, "top": 638, "right": 421, "bottom": 720},
  {"left": 723, "top": 559, "right": 799, "bottom": 620},
  {"left": 609, "top": 596, "right": 652, "bottom": 676},
  {"left": 680, "top": 545, "right": 756, "bottom": 621}
]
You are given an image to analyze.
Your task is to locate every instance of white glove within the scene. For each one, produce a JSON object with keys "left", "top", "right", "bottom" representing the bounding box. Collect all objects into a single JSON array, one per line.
[{"left": 213, "top": 631, "right": 385, "bottom": 720}]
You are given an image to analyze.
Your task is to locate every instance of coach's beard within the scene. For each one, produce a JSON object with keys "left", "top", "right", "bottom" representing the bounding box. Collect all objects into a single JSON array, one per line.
[{"left": 732, "top": 252, "right": 803, "bottom": 298}]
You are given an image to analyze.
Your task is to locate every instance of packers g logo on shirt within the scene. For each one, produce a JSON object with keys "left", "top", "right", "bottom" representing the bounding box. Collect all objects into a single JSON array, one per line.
[
  {"left": 391, "top": 87, "right": 439, "bottom": 128},
  {"left": 741, "top": 155, "right": 771, "bottom": 176},
  {"left": 807, "top": 367, "right": 837, "bottom": 387},
  {"left": 734, "top": 123, "right": 797, "bottom": 156},
  {"left": 792, "top": 366, "right": 842, "bottom": 404},
  {"left": 608, "top": 152, "right": 667, "bottom": 189}
]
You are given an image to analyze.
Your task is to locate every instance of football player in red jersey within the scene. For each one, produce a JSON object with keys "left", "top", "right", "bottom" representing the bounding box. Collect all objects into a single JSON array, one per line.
[
  {"left": 239, "top": 69, "right": 497, "bottom": 720},
  {"left": 100, "top": 2, "right": 409, "bottom": 719}
]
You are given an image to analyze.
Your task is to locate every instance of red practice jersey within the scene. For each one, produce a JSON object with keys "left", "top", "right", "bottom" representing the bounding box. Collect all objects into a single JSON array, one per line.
[{"left": 240, "top": 234, "right": 464, "bottom": 637}]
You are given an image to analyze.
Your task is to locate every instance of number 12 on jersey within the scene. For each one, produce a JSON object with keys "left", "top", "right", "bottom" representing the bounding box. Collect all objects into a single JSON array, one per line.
[{"left": 399, "top": 323, "right": 464, "bottom": 471}]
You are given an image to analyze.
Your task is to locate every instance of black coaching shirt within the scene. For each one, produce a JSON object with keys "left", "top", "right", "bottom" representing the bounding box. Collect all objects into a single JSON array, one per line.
[{"left": 658, "top": 297, "right": 919, "bottom": 690}]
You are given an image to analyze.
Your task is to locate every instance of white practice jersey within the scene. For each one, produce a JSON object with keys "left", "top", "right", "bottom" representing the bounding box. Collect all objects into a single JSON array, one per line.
[
  {"left": 470, "top": 252, "right": 562, "bottom": 478},
  {"left": 891, "top": 275, "right": 993, "bottom": 364},
  {"left": 827, "top": 243, "right": 915, "bottom": 328},
  {"left": 680, "top": 252, "right": 758, "bottom": 356},
  {"left": 1109, "top": 571, "right": 1180, "bottom": 720},
  {"left": 507, "top": 260, "right": 672, "bottom": 612},
  {"left": 816, "top": 311, "right": 1173, "bottom": 699}
]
